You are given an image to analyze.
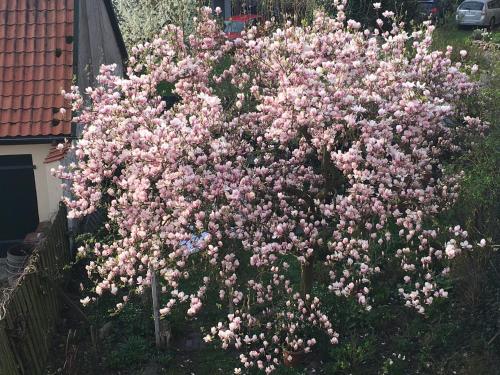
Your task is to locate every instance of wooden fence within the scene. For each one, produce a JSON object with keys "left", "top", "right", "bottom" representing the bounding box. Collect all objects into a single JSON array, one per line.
[{"left": 0, "top": 206, "right": 70, "bottom": 375}]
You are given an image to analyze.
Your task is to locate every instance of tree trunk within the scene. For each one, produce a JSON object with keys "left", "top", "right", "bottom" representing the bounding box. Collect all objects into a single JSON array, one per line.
[
  {"left": 300, "top": 256, "right": 314, "bottom": 297},
  {"left": 228, "top": 286, "right": 235, "bottom": 314}
]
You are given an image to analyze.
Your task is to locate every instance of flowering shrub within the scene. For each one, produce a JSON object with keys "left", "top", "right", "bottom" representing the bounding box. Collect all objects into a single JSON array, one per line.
[
  {"left": 58, "top": 1, "right": 487, "bottom": 372},
  {"left": 275, "top": 294, "right": 337, "bottom": 352}
]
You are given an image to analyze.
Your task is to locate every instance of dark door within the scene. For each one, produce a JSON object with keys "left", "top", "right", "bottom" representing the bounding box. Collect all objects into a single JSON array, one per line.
[{"left": 0, "top": 154, "right": 39, "bottom": 255}]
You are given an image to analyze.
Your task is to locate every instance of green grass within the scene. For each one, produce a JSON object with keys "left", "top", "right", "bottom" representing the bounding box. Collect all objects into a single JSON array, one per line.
[{"left": 432, "top": 17, "right": 500, "bottom": 62}]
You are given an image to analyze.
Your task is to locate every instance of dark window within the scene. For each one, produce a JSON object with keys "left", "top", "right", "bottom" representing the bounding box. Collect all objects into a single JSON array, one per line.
[
  {"left": 0, "top": 155, "right": 39, "bottom": 254},
  {"left": 459, "top": 1, "right": 485, "bottom": 10}
]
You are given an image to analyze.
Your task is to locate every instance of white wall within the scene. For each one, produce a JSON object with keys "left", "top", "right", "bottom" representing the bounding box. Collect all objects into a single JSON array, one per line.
[{"left": 0, "top": 144, "right": 62, "bottom": 222}]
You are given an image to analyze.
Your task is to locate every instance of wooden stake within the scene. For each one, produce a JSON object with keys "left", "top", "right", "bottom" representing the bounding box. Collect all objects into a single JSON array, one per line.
[
  {"left": 300, "top": 255, "right": 314, "bottom": 298},
  {"left": 150, "top": 266, "right": 162, "bottom": 348}
]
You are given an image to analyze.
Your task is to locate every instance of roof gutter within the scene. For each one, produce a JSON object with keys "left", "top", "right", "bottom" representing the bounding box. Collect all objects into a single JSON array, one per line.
[
  {"left": 72, "top": 0, "right": 80, "bottom": 140},
  {"left": 0, "top": 136, "right": 72, "bottom": 145}
]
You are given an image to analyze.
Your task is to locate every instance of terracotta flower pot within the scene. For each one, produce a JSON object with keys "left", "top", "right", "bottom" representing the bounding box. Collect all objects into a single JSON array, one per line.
[{"left": 283, "top": 348, "right": 306, "bottom": 367}]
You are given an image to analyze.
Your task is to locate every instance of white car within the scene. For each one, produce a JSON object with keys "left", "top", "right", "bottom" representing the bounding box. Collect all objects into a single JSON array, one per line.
[{"left": 456, "top": 0, "right": 500, "bottom": 29}]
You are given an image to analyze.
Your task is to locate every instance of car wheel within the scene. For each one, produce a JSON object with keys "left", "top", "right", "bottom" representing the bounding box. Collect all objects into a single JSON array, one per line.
[{"left": 489, "top": 17, "right": 496, "bottom": 31}]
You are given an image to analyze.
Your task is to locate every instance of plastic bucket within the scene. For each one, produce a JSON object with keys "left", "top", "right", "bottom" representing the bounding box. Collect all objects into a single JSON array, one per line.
[
  {"left": 7, "top": 244, "right": 29, "bottom": 273},
  {"left": 0, "top": 257, "right": 7, "bottom": 282}
]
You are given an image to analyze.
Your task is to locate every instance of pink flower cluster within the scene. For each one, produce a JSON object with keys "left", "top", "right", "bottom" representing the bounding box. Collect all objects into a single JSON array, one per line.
[
  {"left": 205, "top": 289, "right": 336, "bottom": 373},
  {"left": 58, "top": 1, "right": 486, "bottom": 371}
]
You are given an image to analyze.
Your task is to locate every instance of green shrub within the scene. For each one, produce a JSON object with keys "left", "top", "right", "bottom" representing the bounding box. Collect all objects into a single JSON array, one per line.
[{"left": 105, "top": 335, "right": 151, "bottom": 370}]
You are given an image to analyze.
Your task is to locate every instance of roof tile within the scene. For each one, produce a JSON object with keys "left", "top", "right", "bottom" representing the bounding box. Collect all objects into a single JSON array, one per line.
[
  {"left": 0, "top": 0, "right": 74, "bottom": 138},
  {"left": 44, "top": 142, "right": 71, "bottom": 163}
]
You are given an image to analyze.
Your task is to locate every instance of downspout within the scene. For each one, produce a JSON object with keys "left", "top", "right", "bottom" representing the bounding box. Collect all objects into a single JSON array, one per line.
[
  {"left": 67, "top": 0, "right": 81, "bottom": 256},
  {"left": 71, "top": 0, "right": 80, "bottom": 140}
]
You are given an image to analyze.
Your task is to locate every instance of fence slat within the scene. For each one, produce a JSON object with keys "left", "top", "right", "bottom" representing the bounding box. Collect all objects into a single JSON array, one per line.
[
  {"left": 17, "top": 283, "right": 42, "bottom": 375},
  {"left": 4, "top": 310, "right": 25, "bottom": 374},
  {"left": 25, "top": 275, "right": 50, "bottom": 353},
  {"left": 20, "top": 278, "right": 46, "bottom": 374},
  {"left": 0, "top": 320, "right": 19, "bottom": 375}
]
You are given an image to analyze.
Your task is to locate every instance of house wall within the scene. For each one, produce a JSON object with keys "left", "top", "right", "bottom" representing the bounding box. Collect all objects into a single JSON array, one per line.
[
  {"left": 62, "top": 1, "right": 125, "bottom": 169},
  {"left": 76, "top": 0, "right": 125, "bottom": 96},
  {"left": 0, "top": 144, "right": 62, "bottom": 222},
  {"left": 213, "top": 0, "right": 233, "bottom": 18}
]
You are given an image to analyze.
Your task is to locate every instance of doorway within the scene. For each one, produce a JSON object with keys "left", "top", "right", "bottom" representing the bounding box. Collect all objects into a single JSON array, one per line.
[{"left": 0, "top": 154, "right": 39, "bottom": 255}]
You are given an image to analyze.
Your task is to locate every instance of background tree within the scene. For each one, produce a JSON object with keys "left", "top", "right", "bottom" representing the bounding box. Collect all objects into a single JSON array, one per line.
[
  {"left": 112, "top": 0, "right": 207, "bottom": 48},
  {"left": 254, "top": 0, "right": 421, "bottom": 25},
  {"left": 319, "top": 0, "right": 421, "bottom": 25}
]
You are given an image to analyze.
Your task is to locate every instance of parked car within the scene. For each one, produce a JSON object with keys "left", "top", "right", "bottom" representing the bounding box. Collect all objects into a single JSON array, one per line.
[
  {"left": 456, "top": 0, "right": 500, "bottom": 29},
  {"left": 417, "top": 0, "right": 451, "bottom": 24},
  {"left": 224, "top": 15, "right": 262, "bottom": 40}
]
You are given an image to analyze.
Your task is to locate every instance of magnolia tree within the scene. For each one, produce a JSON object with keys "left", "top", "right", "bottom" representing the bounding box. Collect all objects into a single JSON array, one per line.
[{"left": 58, "top": 1, "right": 487, "bottom": 372}]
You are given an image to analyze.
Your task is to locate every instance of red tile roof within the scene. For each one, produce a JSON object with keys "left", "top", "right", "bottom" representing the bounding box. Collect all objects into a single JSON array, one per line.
[
  {"left": 0, "top": 0, "right": 74, "bottom": 138},
  {"left": 44, "top": 142, "right": 71, "bottom": 163}
]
